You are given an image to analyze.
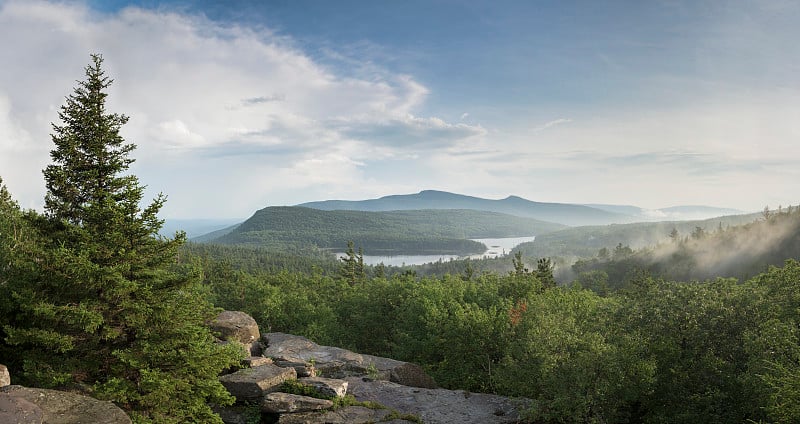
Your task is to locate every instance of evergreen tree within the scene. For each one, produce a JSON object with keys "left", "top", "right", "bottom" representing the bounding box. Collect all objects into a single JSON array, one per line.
[
  {"left": 339, "top": 240, "right": 365, "bottom": 285},
  {"left": 0, "top": 55, "right": 241, "bottom": 423},
  {"left": 536, "top": 257, "right": 556, "bottom": 289},
  {"left": 669, "top": 227, "right": 680, "bottom": 242},
  {"left": 511, "top": 251, "right": 529, "bottom": 276}
]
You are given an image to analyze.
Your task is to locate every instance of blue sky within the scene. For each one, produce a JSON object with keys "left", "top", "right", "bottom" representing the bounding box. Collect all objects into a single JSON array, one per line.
[{"left": 1, "top": 0, "right": 798, "bottom": 218}]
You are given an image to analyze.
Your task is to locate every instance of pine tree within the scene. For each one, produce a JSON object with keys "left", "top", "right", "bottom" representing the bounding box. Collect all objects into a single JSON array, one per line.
[
  {"left": 536, "top": 257, "right": 556, "bottom": 289},
  {"left": 511, "top": 251, "right": 529, "bottom": 276},
  {"left": 0, "top": 55, "right": 241, "bottom": 423},
  {"left": 339, "top": 240, "right": 365, "bottom": 285}
]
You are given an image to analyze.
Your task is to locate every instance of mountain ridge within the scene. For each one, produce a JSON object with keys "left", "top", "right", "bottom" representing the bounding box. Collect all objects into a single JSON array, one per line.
[
  {"left": 206, "top": 207, "right": 567, "bottom": 255},
  {"left": 297, "top": 190, "right": 742, "bottom": 226},
  {"left": 298, "top": 190, "right": 629, "bottom": 226}
]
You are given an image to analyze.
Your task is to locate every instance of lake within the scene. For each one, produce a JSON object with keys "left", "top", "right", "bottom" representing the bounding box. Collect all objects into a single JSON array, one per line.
[{"left": 336, "top": 235, "right": 536, "bottom": 266}]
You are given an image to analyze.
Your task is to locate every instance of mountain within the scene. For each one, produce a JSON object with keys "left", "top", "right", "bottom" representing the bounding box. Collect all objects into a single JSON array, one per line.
[
  {"left": 298, "top": 190, "right": 634, "bottom": 226},
  {"left": 207, "top": 206, "right": 567, "bottom": 255}
]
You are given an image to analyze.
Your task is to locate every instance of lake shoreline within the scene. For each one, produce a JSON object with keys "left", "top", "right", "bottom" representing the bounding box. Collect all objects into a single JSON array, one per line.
[{"left": 335, "top": 235, "right": 537, "bottom": 267}]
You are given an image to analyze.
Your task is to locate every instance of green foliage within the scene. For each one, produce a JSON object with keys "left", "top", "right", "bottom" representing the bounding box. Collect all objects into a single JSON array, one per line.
[
  {"left": 181, "top": 241, "right": 340, "bottom": 275},
  {"left": 188, "top": 242, "right": 800, "bottom": 423},
  {"left": 747, "top": 260, "right": 800, "bottom": 423},
  {"left": 280, "top": 379, "right": 329, "bottom": 398},
  {"left": 616, "top": 277, "right": 767, "bottom": 423},
  {"left": 380, "top": 410, "right": 424, "bottom": 423},
  {"left": 0, "top": 55, "right": 241, "bottom": 423},
  {"left": 494, "top": 288, "right": 654, "bottom": 423}
]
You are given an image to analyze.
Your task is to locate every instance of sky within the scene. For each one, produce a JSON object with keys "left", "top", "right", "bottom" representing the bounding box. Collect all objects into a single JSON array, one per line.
[{"left": 1, "top": 0, "right": 798, "bottom": 219}]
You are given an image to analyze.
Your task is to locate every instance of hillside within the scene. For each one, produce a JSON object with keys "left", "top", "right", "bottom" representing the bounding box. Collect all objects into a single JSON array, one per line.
[
  {"left": 571, "top": 207, "right": 800, "bottom": 285},
  {"left": 514, "top": 212, "right": 762, "bottom": 260},
  {"left": 208, "top": 207, "right": 566, "bottom": 255},
  {"left": 298, "top": 190, "right": 743, "bottom": 226},
  {"left": 298, "top": 190, "right": 633, "bottom": 226}
]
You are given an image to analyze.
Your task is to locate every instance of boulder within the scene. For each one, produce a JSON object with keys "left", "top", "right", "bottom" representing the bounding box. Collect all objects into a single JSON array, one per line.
[
  {"left": 261, "top": 392, "right": 332, "bottom": 413},
  {"left": 273, "top": 360, "right": 316, "bottom": 377},
  {"left": 0, "top": 385, "right": 131, "bottom": 424},
  {"left": 211, "top": 311, "right": 261, "bottom": 345},
  {"left": 263, "top": 333, "right": 436, "bottom": 388},
  {"left": 344, "top": 377, "right": 527, "bottom": 424},
  {"left": 0, "top": 364, "right": 9, "bottom": 387},
  {"left": 297, "top": 377, "right": 348, "bottom": 398},
  {"left": 219, "top": 363, "right": 297, "bottom": 402}
]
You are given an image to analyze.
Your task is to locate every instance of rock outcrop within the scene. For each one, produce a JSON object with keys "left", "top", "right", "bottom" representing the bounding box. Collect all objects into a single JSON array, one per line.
[
  {"left": 263, "top": 332, "right": 437, "bottom": 389},
  {"left": 213, "top": 314, "right": 529, "bottom": 424},
  {"left": 1, "top": 310, "right": 529, "bottom": 424},
  {"left": 0, "top": 385, "right": 131, "bottom": 424}
]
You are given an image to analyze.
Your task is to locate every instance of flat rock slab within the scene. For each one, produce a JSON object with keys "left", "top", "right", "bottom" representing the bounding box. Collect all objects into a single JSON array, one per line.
[
  {"left": 244, "top": 356, "right": 273, "bottom": 368},
  {"left": 297, "top": 377, "right": 348, "bottom": 398},
  {"left": 261, "top": 392, "right": 333, "bottom": 413},
  {"left": 263, "top": 333, "right": 436, "bottom": 388},
  {"left": 0, "top": 385, "right": 131, "bottom": 424},
  {"left": 211, "top": 311, "right": 261, "bottom": 344},
  {"left": 277, "top": 405, "right": 393, "bottom": 424},
  {"left": 345, "top": 377, "right": 526, "bottom": 424},
  {"left": 0, "top": 393, "right": 44, "bottom": 424},
  {"left": 220, "top": 363, "right": 297, "bottom": 402},
  {"left": 264, "top": 333, "right": 362, "bottom": 370}
]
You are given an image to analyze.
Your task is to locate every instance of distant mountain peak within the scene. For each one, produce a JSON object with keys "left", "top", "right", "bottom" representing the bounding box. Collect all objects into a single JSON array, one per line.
[{"left": 297, "top": 190, "right": 631, "bottom": 226}]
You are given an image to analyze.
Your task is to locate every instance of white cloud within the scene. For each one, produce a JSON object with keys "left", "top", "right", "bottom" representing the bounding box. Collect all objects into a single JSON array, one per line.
[
  {"left": 1, "top": 1, "right": 798, "bottom": 218},
  {"left": 532, "top": 118, "right": 572, "bottom": 133},
  {"left": 333, "top": 114, "right": 486, "bottom": 148},
  {"left": 0, "top": 0, "right": 478, "bottom": 217}
]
